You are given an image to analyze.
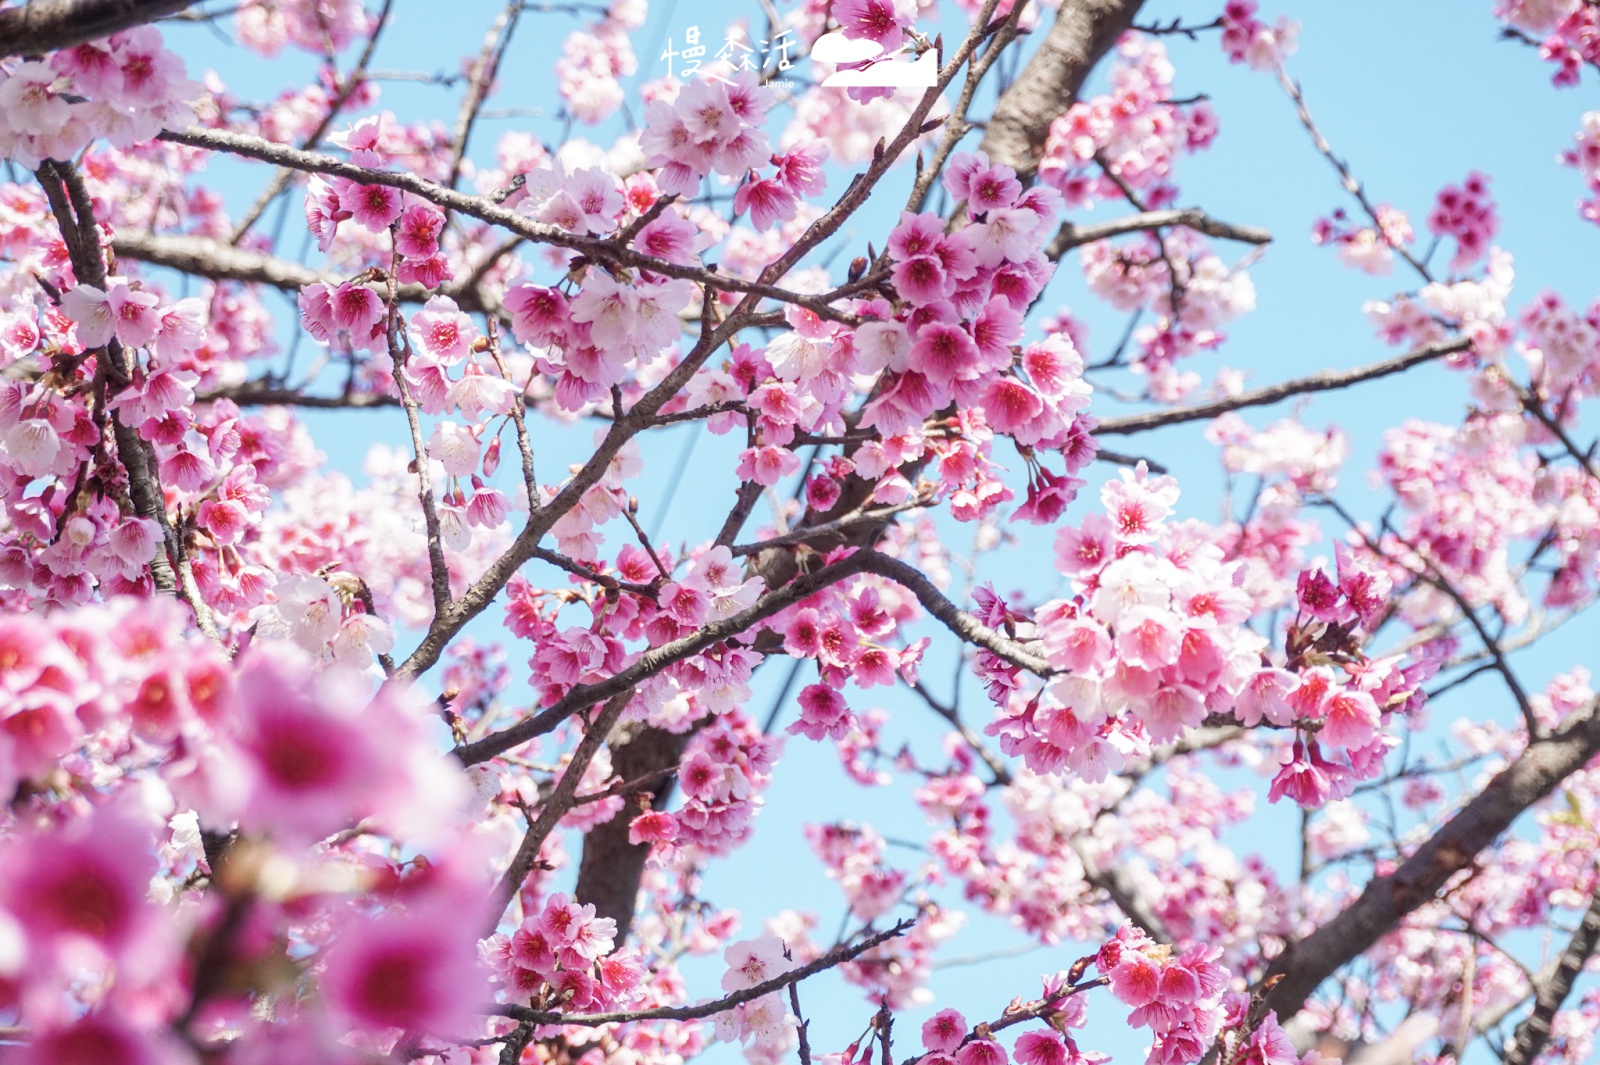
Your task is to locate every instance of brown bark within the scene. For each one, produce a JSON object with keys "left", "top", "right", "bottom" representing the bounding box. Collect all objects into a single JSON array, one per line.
[
  {"left": 0, "top": 0, "right": 196, "bottom": 58},
  {"left": 978, "top": 0, "right": 1148, "bottom": 177},
  {"left": 1259, "top": 696, "right": 1600, "bottom": 1022}
]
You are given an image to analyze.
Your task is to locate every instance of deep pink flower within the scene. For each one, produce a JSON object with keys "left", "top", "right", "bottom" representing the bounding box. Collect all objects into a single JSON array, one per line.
[
  {"left": 0, "top": 800, "right": 157, "bottom": 957},
  {"left": 395, "top": 202, "right": 445, "bottom": 259},
  {"left": 329, "top": 282, "right": 385, "bottom": 334},
  {"left": 339, "top": 182, "right": 404, "bottom": 231},
  {"left": 321, "top": 899, "right": 488, "bottom": 1037},
  {"left": 922, "top": 1008, "right": 967, "bottom": 1052}
]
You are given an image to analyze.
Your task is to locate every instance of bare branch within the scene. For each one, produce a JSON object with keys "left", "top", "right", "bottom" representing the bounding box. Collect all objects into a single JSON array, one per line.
[
  {"left": 1271, "top": 59, "right": 1434, "bottom": 282},
  {"left": 853, "top": 552, "right": 1052, "bottom": 676},
  {"left": 383, "top": 241, "right": 454, "bottom": 618},
  {"left": 1094, "top": 338, "right": 1472, "bottom": 436},
  {"left": 110, "top": 229, "right": 505, "bottom": 313},
  {"left": 447, "top": 0, "right": 523, "bottom": 192},
  {"left": 1047, "top": 207, "right": 1272, "bottom": 260}
]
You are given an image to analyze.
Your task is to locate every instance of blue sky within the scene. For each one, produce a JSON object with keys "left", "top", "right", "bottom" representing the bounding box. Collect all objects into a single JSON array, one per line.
[{"left": 150, "top": 1, "right": 1600, "bottom": 1061}]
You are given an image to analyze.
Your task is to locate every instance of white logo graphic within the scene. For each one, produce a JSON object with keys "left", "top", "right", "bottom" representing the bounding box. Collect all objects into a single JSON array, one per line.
[{"left": 813, "top": 31, "right": 938, "bottom": 89}]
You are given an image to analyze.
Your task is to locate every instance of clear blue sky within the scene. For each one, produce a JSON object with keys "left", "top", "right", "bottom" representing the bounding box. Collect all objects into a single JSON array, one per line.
[{"left": 154, "top": 1, "right": 1600, "bottom": 1061}]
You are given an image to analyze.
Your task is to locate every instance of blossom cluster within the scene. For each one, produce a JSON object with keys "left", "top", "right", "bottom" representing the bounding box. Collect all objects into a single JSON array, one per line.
[
  {"left": 1036, "top": 37, "right": 1256, "bottom": 394},
  {"left": 0, "top": 601, "right": 504, "bottom": 1059},
  {"left": 988, "top": 464, "right": 1266, "bottom": 781},
  {"left": 1249, "top": 550, "right": 1432, "bottom": 807},
  {"left": 235, "top": 0, "right": 373, "bottom": 56},
  {"left": 711, "top": 934, "right": 799, "bottom": 1059},
  {"left": 554, "top": 0, "right": 644, "bottom": 125},
  {"left": 481, "top": 891, "right": 644, "bottom": 1012},
  {"left": 1219, "top": 1, "right": 1300, "bottom": 71},
  {"left": 1562, "top": 109, "right": 1600, "bottom": 226},
  {"left": 1496, "top": 0, "right": 1600, "bottom": 86},
  {"left": 1427, "top": 172, "right": 1500, "bottom": 273},
  {"left": 0, "top": 28, "right": 198, "bottom": 168},
  {"left": 1309, "top": 204, "right": 1414, "bottom": 276},
  {"left": 1097, "top": 924, "right": 1232, "bottom": 1065},
  {"left": 641, "top": 73, "right": 775, "bottom": 198}
]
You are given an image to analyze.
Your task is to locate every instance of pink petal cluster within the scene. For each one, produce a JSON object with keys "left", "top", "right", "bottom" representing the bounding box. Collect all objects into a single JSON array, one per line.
[{"left": 0, "top": 29, "right": 198, "bottom": 168}]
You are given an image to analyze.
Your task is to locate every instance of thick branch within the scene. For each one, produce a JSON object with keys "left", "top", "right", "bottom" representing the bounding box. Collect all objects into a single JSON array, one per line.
[
  {"left": 1503, "top": 879, "right": 1600, "bottom": 1065},
  {"left": 978, "top": 0, "right": 1147, "bottom": 176},
  {"left": 1094, "top": 338, "right": 1472, "bottom": 436},
  {"left": 0, "top": 0, "right": 194, "bottom": 58},
  {"left": 37, "top": 161, "right": 218, "bottom": 638},
  {"left": 1259, "top": 695, "right": 1600, "bottom": 1022}
]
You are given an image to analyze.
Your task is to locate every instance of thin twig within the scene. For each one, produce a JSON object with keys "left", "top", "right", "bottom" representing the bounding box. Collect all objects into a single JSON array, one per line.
[{"left": 503, "top": 919, "right": 916, "bottom": 1026}]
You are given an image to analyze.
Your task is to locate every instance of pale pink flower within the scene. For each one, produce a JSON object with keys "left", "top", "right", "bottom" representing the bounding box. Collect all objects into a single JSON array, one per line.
[
  {"left": 0, "top": 62, "right": 71, "bottom": 136},
  {"left": 4, "top": 419, "right": 62, "bottom": 476},
  {"left": 329, "top": 111, "right": 391, "bottom": 166},
  {"left": 733, "top": 176, "right": 798, "bottom": 231},
  {"left": 409, "top": 295, "right": 476, "bottom": 362},
  {"left": 504, "top": 284, "right": 570, "bottom": 346},
  {"left": 721, "top": 933, "right": 791, "bottom": 991},
  {"left": 61, "top": 284, "right": 114, "bottom": 348},
  {"left": 922, "top": 1008, "right": 967, "bottom": 1052},
  {"left": 835, "top": 0, "right": 908, "bottom": 52},
  {"left": 0, "top": 312, "right": 41, "bottom": 362},
  {"left": 428, "top": 421, "right": 481, "bottom": 477},
  {"left": 736, "top": 444, "right": 801, "bottom": 486},
  {"left": 154, "top": 297, "right": 206, "bottom": 358}
]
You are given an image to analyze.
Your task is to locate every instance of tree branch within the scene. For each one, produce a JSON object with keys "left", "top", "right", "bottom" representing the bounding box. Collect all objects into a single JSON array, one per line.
[
  {"left": 110, "top": 229, "right": 504, "bottom": 313},
  {"left": 978, "top": 0, "right": 1148, "bottom": 176},
  {"left": 1047, "top": 207, "right": 1272, "bottom": 260},
  {"left": 37, "top": 160, "right": 218, "bottom": 638},
  {"left": 450, "top": 550, "right": 883, "bottom": 767},
  {"left": 853, "top": 552, "right": 1052, "bottom": 676},
  {"left": 503, "top": 918, "right": 915, "bottom": 1027},
  {"left": 1094, "top": 337, "right": 1472, "bottom": 436},
  {"left": 0, "top": 0, "right": 195, "bottom": 59},
  {"left": 152, "top": 126, "right": 857, "bottom": 322},
  {"left": 1258, "top": 695, "right": 1600, "bottom": 1023},
  {"left": 1503, "top": 878, "right": 1600, "bottom": 1065},
  {"left": 487, "top": 689, "right": 631, "bottom": 934}
]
